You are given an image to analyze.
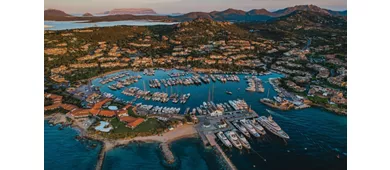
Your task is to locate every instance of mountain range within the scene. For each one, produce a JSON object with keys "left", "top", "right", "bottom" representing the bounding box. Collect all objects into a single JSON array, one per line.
[{"left": 44, "top": 5, "right": 347, "bottom": 22}]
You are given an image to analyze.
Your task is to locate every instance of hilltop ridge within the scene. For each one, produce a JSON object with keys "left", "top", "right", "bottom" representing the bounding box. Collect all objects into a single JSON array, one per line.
[{"left": 44, "top": 5, "right": 347, "bottom": 22}]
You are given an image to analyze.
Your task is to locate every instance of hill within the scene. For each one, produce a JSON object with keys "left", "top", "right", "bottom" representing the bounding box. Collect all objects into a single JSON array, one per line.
[
  {"left": 266, "top": 10, "right": 347, "bottom": 31},
  {"left": 247, "top": 9, "right": 275, "bottom": 16},
  {"left": 172, "top": 5, "right": 345, "bottom": 22},
  {"left": 44, "top": 5, "right": 347, "bottom": 22},
  {"left": 44, "top": 9, "right": 70, "bottom": 17},
  {"left": 108, "top": 8, "right": 157, "bottom": 15},
  {"left": 82, "top": 13, "right": 94, "bottom": 17},
  {"left": 172, "top": 18, "right": 251, "bottom": 45},
  {"left": 44, "top": 9, "right": 71, "bottom": 20},
  {"left": 273, "top": 5, "right": 346, "bottom": 17}
]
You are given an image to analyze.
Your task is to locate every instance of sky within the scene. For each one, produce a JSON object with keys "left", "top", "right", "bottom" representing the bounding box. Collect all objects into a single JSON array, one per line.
[{"left": 44, "top": 0, "right": 347, "bottom": 14}]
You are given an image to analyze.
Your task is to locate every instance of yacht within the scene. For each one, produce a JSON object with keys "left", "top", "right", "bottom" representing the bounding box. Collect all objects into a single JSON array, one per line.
[
  {"left": 236, "top": 131, "right": 251, "bottom": 149},
  {"left": 256, "top": 116, "right": 289, "bottom": 139},
  {"left": 224, "top": 131, "right": 243, "bottom": 149},
  {"left": 250, "top": 119, "right": 267, "bottom": 135},
  {"left": 196, "top": 107, "right": 203, "bottom": 115},
  {"left": 216, "top": 131, "right": 233, "bottom": 148},
  {"left": 232, "top": 121, "right": 251, "bottom": 138},
  {"left": 240, "top": 119, "right": 261, "bottom": 138}
]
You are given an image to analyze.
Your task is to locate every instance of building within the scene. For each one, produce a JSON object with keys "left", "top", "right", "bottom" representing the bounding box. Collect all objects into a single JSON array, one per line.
[{"left": 119, "top": 116, "right": 145, "bottom": 129}]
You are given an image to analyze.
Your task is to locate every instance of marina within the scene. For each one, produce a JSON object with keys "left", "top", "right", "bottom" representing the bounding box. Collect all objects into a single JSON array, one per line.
[{"left": 77, "top": 69, "right": 346, "bottom": 169}]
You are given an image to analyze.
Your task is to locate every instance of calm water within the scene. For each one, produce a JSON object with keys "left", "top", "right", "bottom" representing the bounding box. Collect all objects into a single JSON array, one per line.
[
  {"left": 103, "top": 138, "right": 223, "bottom": 170},
  {"left": 44, "top": 121, "right": 101, "bottom": 170},
  {"left": 45, "top": 69, "right": 347, "bottom": 169},
  {"left": 44, "top": 20, "right": 178, "bottom": 31}
]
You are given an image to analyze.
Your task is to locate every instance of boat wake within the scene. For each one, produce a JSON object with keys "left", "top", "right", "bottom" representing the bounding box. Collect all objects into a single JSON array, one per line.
[{"left": 266, "top": 109, "right": 290, "bottom": 121}]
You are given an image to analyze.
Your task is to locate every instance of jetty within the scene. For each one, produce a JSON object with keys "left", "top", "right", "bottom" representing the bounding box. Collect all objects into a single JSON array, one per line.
[
  {"left": 160, "top": 142, "right": 175, "bottom": 164},
  {"left": 95, "top": 145, "right": 106, "bottom": 170},
  {"left": 195, "top": 109, "right": 259, "bottom": 170}
]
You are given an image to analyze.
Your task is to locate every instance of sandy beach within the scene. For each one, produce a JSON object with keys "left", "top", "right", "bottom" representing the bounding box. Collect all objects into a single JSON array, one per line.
[{"left": 102, "top": 124, "right": 197, "bottom": 151}]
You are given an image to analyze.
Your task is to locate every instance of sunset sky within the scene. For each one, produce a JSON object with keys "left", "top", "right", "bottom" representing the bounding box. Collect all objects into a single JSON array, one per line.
[{"left": 44, "top": 0, "right": 347, "bottom": 14}]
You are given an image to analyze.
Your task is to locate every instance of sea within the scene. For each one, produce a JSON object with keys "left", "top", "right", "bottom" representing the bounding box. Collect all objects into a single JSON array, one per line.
[
  {"left": 44, "top": 20, "right": 178, "bottom": 31},
  {"left": 45, "top": 69, "right": 347, "bottom": 170}
]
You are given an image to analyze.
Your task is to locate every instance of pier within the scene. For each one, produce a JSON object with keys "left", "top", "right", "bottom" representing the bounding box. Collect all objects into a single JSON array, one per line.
[
  {"left": 195, "top": 109, "right": 259, "bottom": 170},
  {"left": 160, "top": 142, "right": 175, "bottom": 164},
  {"left": 95, "top": 145, "right": 106, "bottom": 170}
]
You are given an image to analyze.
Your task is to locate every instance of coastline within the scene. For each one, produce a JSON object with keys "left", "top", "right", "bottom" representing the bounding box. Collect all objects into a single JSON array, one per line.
[{"left": 72, "top": 123, "right": 198, "bottom": 170}]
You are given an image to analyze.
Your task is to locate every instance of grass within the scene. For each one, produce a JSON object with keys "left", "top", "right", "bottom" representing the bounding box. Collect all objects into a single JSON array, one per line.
[
  {"left": 44, "top": 108, "right": 69, "bottom": 115},
  {"left": 308, "top": 95, "right": 329, "bottom": 105},
  {"left": 104, "top": 117, "right": 167, "bottom": 139}
]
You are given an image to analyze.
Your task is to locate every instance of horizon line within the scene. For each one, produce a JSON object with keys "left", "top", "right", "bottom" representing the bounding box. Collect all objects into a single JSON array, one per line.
[{"left": 44, "top": 4, "right": 347, "bottom": 14}]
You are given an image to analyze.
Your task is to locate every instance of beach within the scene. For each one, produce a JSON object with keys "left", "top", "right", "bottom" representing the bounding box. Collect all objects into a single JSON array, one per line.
[
  {"left": 90, "top": 124, "right": 197, "bottom": 170},
  {"left": 101, "top": 124, "right": 197, "bottom": 151}
]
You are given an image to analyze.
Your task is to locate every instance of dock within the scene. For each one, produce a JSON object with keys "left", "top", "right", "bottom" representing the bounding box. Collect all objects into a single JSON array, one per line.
[
  {"left": 95, "top": 145, "right": 106, "bottom": 170},
  {"left": 160, "top": 142, "right": 175, "bottom": 164},
  {"left": 195, "top": 109, "right": 259, "bottom": 170},
  {"left": 215, "top": 141, "right": 238, "bottom": 170}
]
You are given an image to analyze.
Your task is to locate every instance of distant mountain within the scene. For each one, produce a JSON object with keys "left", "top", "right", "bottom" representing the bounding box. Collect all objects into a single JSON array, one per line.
[
  {"left": 174, "top": 8, "right": 272, "bottom": 22},
  {"left": 214, "top": 8, "right": 246, "bottom": 16},
  {"left": 108, "top": 8, "right": 157, "bottom": 15},
  {"left": 82, "top": 13, "right": 94, "bottom": 17},
  {"left": 266, "top": 10, "right": 347, "bottom": 30},
  {"left": 179, "top": 12, "right": 212, "bottom": 20},
  {"left": 273, "top": 5, "right": 346, "bottom": 17},
  {"left": 44, "top": 5, "right": 347, "bottom": 23},
  {"left": 247, "top": 9, "right": 275, "bottom": 16},
  {"left": 172, "top": 5, "right": 345, "bottom": 22},
  {"left": 173, "top": 18, "right": 251, "bottom": 43},
  {"left": 44, "top": 9, "right": 70, "bottom": 17}
]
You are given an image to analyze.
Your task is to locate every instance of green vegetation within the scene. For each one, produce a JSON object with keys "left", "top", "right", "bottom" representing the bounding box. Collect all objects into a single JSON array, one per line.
[
  {"left": 44, "top": 108, "right": 69, "bottom": 115},
  {"left": 103, "top": 117, "right": 166, "bottom": 139},
  {"left": 308, "top": 96, "right": 329, "bottom": 105},
  {"left": 127, "top": 109, "right": 146, "bottom": 119},
  {"left": 44, "top": 98, "right": 53, "bottom": 106}
]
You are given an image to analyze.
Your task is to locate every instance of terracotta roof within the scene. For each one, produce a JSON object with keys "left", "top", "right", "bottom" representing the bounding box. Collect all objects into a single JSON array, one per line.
[
  {"left": 90, "top": 109, "right": 100, "bottom": 115},
  {"left": 61, "top": 104, "right": 78, "bottom": 111},
  {"left": 119, "top": 116, "right": 137, "bottom": 123},
  {"left": 44, "top": 104, "right": 61, "bottom": 111},
  {"left": 71, "top": 109, "right": 90, "bottom": 117},
  {"left": 122, "top": 104, "right": 132, "bottom": 110},
  {"left": 98, "top": 110, "right": 116, "bottom": 117},
  {"left": 127, "top": 118, "right": 144, "bottom": 128},
  {"left": 92, "top": 98, "right": 112, "bottom": 110}
]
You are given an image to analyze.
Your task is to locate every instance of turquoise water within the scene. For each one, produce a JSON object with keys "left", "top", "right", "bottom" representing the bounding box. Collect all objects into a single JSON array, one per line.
[
  {"left": 44, "top": 121, "right": 102, "bottom": 170},
  {"left": 45, "top": 69, "right": 347, "bottom": 169},
  {"left": 91, "top": 69, "right": 283, "bottom": 110},
  {"left": 103, "top": 138, "right": 223, "bottom": 170},
  {"left": 44, "top": 20, "right": 178, "bottom": 31}
]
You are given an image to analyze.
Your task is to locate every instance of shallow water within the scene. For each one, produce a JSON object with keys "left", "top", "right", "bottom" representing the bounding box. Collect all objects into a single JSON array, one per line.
[
  {"left": 103, "top": 138, "right": 222, "bottom": 170},
  {"left": 44, "top": 121, "right": 102, "bottom": 170},
  {"left": 44, "top": 20, "right": 178, "bottom": 30}
]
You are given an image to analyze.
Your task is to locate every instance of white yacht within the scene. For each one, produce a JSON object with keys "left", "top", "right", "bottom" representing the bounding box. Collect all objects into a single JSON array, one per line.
[
  {"left": 240, "top": 119, "right": 261, "bottom": 138},
  {"left": 216, "top": 131, "right": 233, "bottom": 148},
  {"left": 224, "top": 131, "right": 243, "bottom": 150},
  {"left": 250, "top": 119, "right": 267, "bottom": 135},
  {"left": 256, "top": 116, "right": 289, "bottom": 139},
  {"left": 236, "top": 131, "right": 251, "bottom": 149},
  {"left": 232, "top": 121, "right": 251, "bottom": 138}
]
